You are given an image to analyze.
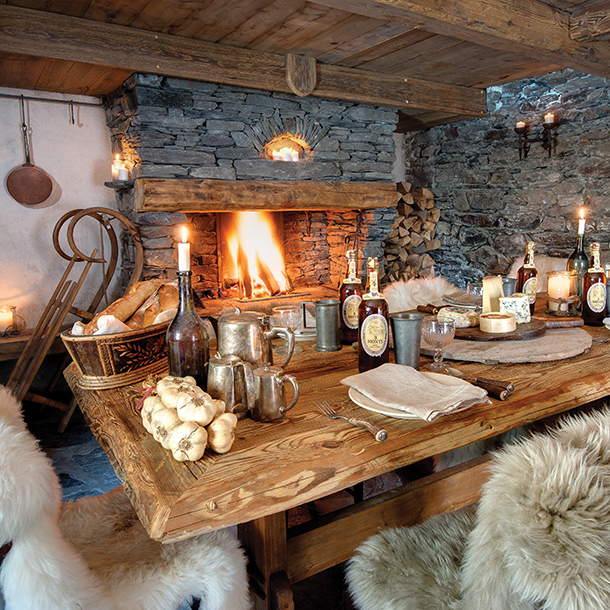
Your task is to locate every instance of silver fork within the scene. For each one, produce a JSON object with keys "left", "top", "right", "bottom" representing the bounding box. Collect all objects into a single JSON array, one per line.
[{"left": 317, "top": 401, "right": 387, "bottom": 442}]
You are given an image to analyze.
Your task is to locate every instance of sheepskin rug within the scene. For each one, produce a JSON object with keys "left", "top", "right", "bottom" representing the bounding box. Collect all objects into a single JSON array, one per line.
[
  {"left": 0, "top": 385, "right": 251, "bottom": 610},
  {"left": 346, "top": 408, "right": 610, "bottom": 610},
  {"left": 383, "top": 277, "right": 458, "bottom": 313}
]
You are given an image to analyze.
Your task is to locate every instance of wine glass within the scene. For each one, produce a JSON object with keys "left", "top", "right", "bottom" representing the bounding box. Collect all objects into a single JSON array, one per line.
[
  {"left": 422, "top": 316, "right": 455, "bottom": 372},
  {"left": 272, "top": 305, "right": 302, "bottom": 355}
]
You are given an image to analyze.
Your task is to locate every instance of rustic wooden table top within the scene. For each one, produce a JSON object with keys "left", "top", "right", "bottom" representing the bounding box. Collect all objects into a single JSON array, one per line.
[{"left": 64, "top": 321, "right": 610, "bottom": 544}]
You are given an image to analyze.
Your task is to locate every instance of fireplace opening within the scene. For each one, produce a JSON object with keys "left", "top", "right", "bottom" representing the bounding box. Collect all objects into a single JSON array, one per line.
[
  {"left": 264, "top": 135, "right": 308, "bottom": 162},
  {"left": 218, "top": 211, "right": 293, "bottom": 300}
]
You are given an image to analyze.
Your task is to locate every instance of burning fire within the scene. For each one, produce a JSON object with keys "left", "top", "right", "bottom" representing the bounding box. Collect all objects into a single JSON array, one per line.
[{"left": 223, "top": 212, "right": 291, "bottom": 299}]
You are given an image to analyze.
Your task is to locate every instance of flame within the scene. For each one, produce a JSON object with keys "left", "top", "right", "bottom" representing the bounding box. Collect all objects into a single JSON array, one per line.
[
  {"left": 224, "top": 212, "right": 290, "bottom": 299},
  {"left": 181, "top": 225, "right": 189, "bottom": 243},
  {"left": 579, "top": 207, "right": 585, "bottom": 220},
  {"left": 271, "top": 147, "right": 299, "bottom": 162}
]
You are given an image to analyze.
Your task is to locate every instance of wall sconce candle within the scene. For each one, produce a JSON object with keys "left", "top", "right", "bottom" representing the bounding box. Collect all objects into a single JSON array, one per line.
[
  {"left": 117, "top": 165, "right": 129, "bottom": 181},
  {"left": 514, "top": 112, "right": 559, "bottom": 159},
  {"left": 111, "top": 154, "right": 122, "bottom": 180}
]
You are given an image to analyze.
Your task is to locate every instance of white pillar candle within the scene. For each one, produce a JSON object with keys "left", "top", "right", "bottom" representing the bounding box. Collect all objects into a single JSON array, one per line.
[
  {"left": 117, "top": 166, "right": 129, "bottom": 181},
  {"left": 516, "top": 121, "right": 526, "bottom": 129},
  {"left": 544, "top": 112, "right": 555, "bottom": 124},
  {"left": 548, "top": 275, "right": 571, "bottom": 299},
  {"left": 0, "top": 307, "right": 14, "bottom": 334},
  {"left": 111, "top": 155, "right": 121, "bottom": 180},
  {"left": 578, "top": 208, "right": 586, "bottom": 234},
  {"left": 177, "top": 226, "right": 190, "bottom": 271}
]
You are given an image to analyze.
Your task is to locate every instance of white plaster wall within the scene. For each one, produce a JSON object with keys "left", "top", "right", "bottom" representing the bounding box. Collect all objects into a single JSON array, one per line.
[{"left": 0, "top": 87, "right": 120, "bottom": 330}]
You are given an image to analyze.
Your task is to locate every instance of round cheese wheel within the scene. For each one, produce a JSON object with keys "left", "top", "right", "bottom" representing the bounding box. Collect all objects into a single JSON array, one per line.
[{"left": 479, "top": 312, "right": 517, "bottom": 333}]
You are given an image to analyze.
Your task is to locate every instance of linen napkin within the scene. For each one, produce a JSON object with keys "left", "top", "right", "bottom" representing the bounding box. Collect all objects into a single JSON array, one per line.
[{"left": 341, "top": 363, "right": 490, "bottom": 421}]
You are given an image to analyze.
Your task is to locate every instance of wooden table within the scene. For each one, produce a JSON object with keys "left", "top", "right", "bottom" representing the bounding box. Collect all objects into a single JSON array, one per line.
[{"left": 65, "top": 323, "right": 610, "bottom": 610}]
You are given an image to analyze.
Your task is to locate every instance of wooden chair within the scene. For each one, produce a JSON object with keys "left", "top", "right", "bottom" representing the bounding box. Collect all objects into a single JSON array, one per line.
[
  {"left": 6, "top": 207, "right": 144, "bottom": 431},
  {"left": 0, "top": 385, "right": 251, "bottom": 610},
  {"left": 346, "top": 407, "right": 610, "bottom": 610}
]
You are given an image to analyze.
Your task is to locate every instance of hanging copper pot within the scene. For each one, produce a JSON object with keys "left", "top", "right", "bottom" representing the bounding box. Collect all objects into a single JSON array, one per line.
[{"left": 6, "top": 97, "right": 53, "bottom": 205}]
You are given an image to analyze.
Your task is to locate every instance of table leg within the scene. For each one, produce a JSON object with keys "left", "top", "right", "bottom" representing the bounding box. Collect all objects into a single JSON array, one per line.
[{"left": 239, "top": 511, "right": 294, "bottom": 610}]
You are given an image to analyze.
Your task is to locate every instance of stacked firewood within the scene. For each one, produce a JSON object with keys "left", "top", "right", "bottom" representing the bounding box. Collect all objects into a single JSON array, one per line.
[{"left": 381, "top": 183, "right": 441, "bottom": 284}]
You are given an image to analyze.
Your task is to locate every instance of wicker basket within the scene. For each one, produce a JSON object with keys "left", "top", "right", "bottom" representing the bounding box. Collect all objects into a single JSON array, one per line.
[{"left": 61, "top": 322, "right": 169, "bottom": 390}]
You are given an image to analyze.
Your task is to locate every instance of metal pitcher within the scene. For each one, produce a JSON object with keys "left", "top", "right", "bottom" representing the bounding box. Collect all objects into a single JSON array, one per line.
[
  {"left": 217, "top": 312, "right": 295, "bottom": 369},
  {"left": 206, "top": 352, "right": 255, "bottom": 419},
  {"left": 251, "top": 363, "right": 299, "bottom": 422}
]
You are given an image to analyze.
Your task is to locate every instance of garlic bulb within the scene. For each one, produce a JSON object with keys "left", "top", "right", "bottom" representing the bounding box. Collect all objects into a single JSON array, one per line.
[
  {"left": 207, "top": 412, "right": 238, "bottom": 454},
  {"left": 141, "top": 394, "right": 165, "bottom": 434},
  {"left": 157, "top": 381, "right": 205, "bottom": 410},
  {"left": 176, "top": 395, "right": 218, "bottom": 427},
  {"left": 156, "top": 375, "right": 197, "bottom": 393},
  {"left": 151, "top": 407, "right": 182, "bottom": 448},
  {"left": 167, "top": 421, "right": 208, "bottom": 462}
]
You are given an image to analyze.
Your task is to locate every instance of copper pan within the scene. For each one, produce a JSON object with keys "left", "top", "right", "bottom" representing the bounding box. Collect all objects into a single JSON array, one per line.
[{"left": 6, "top": 97, "right": 52, "bottom": 205}]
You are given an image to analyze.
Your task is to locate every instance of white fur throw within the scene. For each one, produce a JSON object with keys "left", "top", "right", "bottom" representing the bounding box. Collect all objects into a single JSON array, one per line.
[
  {"left": 383, "top": 277, "right": 458, "bottom": 313},
  {"left": 346, "top": 408, "right": 610, "bottom": 610},
  {"left": 0, "top": 386, "right": 251, "bottom": 610}
]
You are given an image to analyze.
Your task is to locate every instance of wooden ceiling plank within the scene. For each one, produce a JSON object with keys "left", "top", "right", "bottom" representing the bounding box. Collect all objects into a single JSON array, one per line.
[
  {"left": 219, "top": 0, "right": 306, "bottom": 47},
  {"left": 8, "top": 0, "right": 91, "bottom": 17},
  {"left": 309, "top": 0, "right": 610, "bottom": 77},
  {"left": 83, "top": 0, "right": 156, "bottom": 27},
  {"left": 333, "top": 27, "right": 435, "bottom": 68},
  {"left": 0, "top": 52, "right": 48, "bottom": 93},
  {"left": 0, "top": 4, "right": 487, "bottom": 116},
  {"left": 316, "top": 21, "right": 412, "bottom": 63},
  {"left": 570, "top": 0, "right": 610, "bottom": 40}
]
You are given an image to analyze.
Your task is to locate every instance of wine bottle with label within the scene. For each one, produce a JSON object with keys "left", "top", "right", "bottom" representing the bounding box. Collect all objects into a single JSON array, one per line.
[
  {"left": 167, "top": 270, "right": 210, "bottom": 388},
  {"left": 515, "top": 241, "right": 538, "bottom": 314},
  {"left": 339, "top": 249, "right": 363, "bottom": 345},
  {"left": 567, "top": 227, "right": 588, "bottom": 310},
  {"left": 582, "top": 242, "right": 607, "bottom": 326},
  {"left": 358, "top": 257, "right": 389, "bottom": 372}
]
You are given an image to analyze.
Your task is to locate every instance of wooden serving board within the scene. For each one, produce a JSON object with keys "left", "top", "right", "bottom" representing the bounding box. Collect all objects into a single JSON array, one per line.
[
  {"left": 454, "top": 318, "right": 546, "bottom": 341},
  {"left": 421, "top": 327, "right": 592, "bottom": 365}
]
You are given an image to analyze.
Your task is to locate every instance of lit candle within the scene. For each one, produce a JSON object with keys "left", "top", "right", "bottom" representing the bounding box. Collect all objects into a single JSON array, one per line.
[
  {"left": 544, "top": 112, "right": 555, "bottom": 125},
  {"left": 516, "top": 121, "right": 526, "bottom": 129},
  {"left": 0, "top": 306, "right": 14, "bottom": 334},
  {"left": 548, "top": 274, "right": 571, "bottom": 299},
  {"left": 177, "top": 226, "right": 190, "bottom": 271},
  {"left": 578, "top": 208, "right": 586, "bottom": 235},
  {"left": 117, "top": 165, "right": 129, "bottom": 181},
  {"left": 111, "top": 154, "right": 122, "bottom": 180}
]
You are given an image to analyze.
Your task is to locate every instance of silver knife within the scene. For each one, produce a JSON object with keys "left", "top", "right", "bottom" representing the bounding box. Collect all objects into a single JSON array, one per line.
[{"left": 444, "top": 366, "right": 513, "bottom": 400}]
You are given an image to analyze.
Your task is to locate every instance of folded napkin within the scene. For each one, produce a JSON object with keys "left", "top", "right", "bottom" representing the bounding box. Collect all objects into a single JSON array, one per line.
[{"left": 341, "top": 363, "right": 490, "bottom": 421}]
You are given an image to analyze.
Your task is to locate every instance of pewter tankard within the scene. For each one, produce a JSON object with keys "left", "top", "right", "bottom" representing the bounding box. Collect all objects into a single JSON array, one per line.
[
  {"left": 206, "top": 352, "right": 255, "bottom": 418},
  {"left": 216, "top": 312, "right": 295, "bottom": 369}
]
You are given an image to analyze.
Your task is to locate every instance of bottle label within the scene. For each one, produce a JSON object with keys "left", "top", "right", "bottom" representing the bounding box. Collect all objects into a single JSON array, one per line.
[
  {"left": 343, "top": 294, "right": 362, "bottom": 329},
  {"left": 522, "top": 277, "right": 537, "bottom": 304},
  {"left": 360, "top": 314, "right": 388, "bottom": 357},
  {"left": 587, "top": 283, "right": 606, "bottom": 313}
]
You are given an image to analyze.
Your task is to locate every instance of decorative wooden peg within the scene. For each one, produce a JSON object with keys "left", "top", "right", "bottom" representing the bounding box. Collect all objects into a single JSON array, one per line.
[{"left": 285, "top": 54, "right": 316, "bottom": 97}]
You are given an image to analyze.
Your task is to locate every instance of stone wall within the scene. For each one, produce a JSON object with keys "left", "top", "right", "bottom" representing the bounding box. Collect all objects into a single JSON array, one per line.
[
  {"left": 104, "top": 74, "right": 398, "bottom": 291},
  {"left": 401, "top": 69, "right": 610, "bottom": 289}
]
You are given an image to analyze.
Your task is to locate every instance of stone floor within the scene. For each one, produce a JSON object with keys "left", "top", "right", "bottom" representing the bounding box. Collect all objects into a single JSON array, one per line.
[{"left": 24, "top": 394, "right": 428, "bottom": 610}]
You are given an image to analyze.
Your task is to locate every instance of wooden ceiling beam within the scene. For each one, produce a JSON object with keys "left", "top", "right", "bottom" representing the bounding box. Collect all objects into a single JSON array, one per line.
[
  {"left": 310, "top": 0, "right": 610, "bottom": 78},
  {"left": 570, "top": 1, "right": 610, "bottom": 41},
  {"left": 0, "top": 5, "right": 486, "bottom": 117}
]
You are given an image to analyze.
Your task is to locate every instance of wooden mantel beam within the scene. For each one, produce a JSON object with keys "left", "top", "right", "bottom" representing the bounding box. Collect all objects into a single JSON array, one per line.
[
  {"left": 0, "top": 4, "right": 485, "bottom": 117},
  {"left": 311, "top": 0, "right": 610, "bottom": 79}
]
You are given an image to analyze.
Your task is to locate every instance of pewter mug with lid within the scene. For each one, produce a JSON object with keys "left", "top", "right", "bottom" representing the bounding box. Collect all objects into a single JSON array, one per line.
[
  {"left": 251, "top": 363, "right": 299, "bottom": 422},
  {"left": 217, "top": 312, "right": 295, "bottom": 369}
]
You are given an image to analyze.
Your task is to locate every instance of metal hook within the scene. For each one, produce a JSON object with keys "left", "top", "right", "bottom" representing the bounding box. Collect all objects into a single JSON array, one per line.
[{"left": 69, "top": 100, "right": 75, "bottom": 125}]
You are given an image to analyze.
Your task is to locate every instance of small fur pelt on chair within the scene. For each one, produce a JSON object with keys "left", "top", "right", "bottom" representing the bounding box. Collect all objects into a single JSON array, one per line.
[
  {"left": 346, "top": 407, "right": 610, "bottom": 610},
  {"left": 0, "top": 385, "right": 251, "bottom": 610},
  {"left": 383, "top": 277, "right": 458, "bottom": 313}
]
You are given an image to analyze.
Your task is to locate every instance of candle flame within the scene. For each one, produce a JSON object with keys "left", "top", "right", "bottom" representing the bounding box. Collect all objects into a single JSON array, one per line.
[
  {"left": 579, "top": 208, "right": 585, "bottom": 220},
  {"left": 181, "top": 226, "right": 188, "bottom": 243}
]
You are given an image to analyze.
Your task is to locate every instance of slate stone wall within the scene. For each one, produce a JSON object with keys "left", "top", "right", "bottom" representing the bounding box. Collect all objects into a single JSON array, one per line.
[
  {"left": 401, "top": 69, "right": 610, "bottom": 289},
  {"left": 104, "top": 74, "right": 398, "bottom": 291}
]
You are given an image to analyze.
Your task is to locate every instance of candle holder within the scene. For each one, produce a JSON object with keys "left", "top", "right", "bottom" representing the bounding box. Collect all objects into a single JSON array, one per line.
[
  {"left": 546, "top": 270, "right": 579, "bottom": 316},
  {"left": 0, "top": 305, "right": 25, "bottom": 337},
  {"left": 514, "top": 113, "right": 559, "bottom": 159}
]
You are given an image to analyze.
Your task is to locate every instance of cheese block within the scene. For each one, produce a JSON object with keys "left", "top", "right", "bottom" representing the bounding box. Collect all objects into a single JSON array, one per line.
[
  {"left": 479, "top": 312, "right": 517, "bottom": 333},
  {"left": 482, "top": 276, "right": 504, "bottom": 313},
  {"left": 499, "top": 292, "right": 531, "bottom": 324},
  {"left": 437, "top": 306, "right": 479, "bottom": 328}
]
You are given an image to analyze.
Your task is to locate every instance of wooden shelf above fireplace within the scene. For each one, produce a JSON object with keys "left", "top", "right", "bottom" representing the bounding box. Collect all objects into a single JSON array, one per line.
[{"left": 134, "top": 178, "right": 396, "bottom": 213}]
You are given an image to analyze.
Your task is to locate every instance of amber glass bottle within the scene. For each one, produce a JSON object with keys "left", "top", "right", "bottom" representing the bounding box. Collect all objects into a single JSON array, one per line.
[
  {"left": 358, "top": 258, "right": 389, "bottom": 372},
  {"left": 582, "top": 242, "right": 607, "bottom": 326},
  {"left": 515, "top": 241, "right": 538, "bottom": 314},
  {"left": 340, "top": 249, "right": 363, "bottom": 345},
  {"left": 166, "top": 270, "right": 210, "bottom": 388}
]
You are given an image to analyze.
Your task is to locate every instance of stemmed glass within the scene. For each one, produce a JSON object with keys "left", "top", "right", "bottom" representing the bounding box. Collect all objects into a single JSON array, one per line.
[
  {"left": 422, "top": 316, "right": 455, "bottom": 372},
  {"left": 272, "top": 305, "right": 302, "bottom": 355}
]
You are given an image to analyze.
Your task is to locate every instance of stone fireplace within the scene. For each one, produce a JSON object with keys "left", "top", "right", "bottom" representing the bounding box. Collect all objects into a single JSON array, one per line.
[{"left": 104, "top": 73, "right": 400, "bottom": 306}]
